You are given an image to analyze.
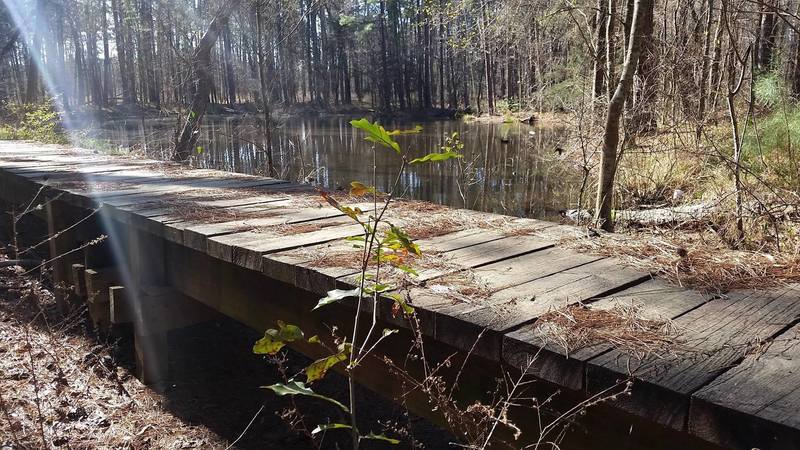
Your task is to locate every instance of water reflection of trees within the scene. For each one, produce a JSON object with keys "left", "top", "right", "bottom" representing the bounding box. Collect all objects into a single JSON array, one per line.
[{"left": 100, "top": 117, "right": 580, "bottom": 220}]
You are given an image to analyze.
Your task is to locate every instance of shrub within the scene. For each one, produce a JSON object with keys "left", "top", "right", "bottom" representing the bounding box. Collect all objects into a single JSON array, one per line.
[{"left": 0, "top": 101, "right": 68, "bottom": 144}]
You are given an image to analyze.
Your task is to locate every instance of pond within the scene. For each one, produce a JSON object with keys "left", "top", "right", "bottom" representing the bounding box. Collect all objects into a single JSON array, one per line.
[{"left": 89, "top": 115, "right": 581, "bottom": 221}]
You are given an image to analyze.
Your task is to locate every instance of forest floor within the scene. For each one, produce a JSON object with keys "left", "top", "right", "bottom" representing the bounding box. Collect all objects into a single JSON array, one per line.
[{"left": 0, "top": 249, "right": 452, "bottom": 449}]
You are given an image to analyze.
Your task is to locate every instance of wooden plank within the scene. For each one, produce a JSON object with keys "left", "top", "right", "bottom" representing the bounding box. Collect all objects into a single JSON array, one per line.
[
  {"left": 587, "top": 285, "right": 800, "bottom": 431},
  {"left": 689, "top": 320, "right": 800, "bottom": 449},
  {"left": 94, "top": 176, "right": 286, "bottom": 204},
  {"left": 262, "top": 228, "right": 508, "bottom": 296},
  {"left": 121, "top": 198, "right": 299, "bottom": 243},
  {"left": 207, "top": 221, "right": 366, "bottom": 271},
  {"left": 95, "top": 178, "right": 297, "bottom": 212},
  {"left": 109, "top": 285, "right": 133, "bottom": 324},
  {"left": 503, "top": 279, "right": 712, "bottom": 391},
  {"left": 359, "top": 248, "right": 605, "bottom": 359},
  {"left": 182, "top": 201, "right": 369, "bottom": 252},
  {"left": 85, "top": 268, "right": 120, "bottom": 332},
  {"left": 4, "top": 162, "right": 144, "bottom": 180},
  {"left": 428, "top": 257, "right": 649, "bottom": 361},
  {"left": 417, "top": 233, "right": 556, "bottom": 281}
]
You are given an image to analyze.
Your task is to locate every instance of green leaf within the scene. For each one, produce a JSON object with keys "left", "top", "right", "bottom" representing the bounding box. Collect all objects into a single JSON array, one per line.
[
  {"left": 252, "top": 333, "right": 285, "bottom": 355},
  {"left": 340, "top": 205, "right": 364, "bottom": 220},
  {"left": 382, "top": 328, "right": 398, "bottom": 337},
  {"left": 274, "top": 321, "right": 304, "bottom": 341},
  {"left": 409, "top": 151, "right": 463, "bottom": 164},
  {"left": 388, "top": 225, "right": 421, "bottom": 256},
  {"left": 350, "top": 181, "right": 376, "bottom": 196},
  {"left": 361, "top": 432, "right": 400, "bottom": 444},
  {"left": 305, "top": 343, "right": 352, "bottom": 383},
  {"left": 311, "top": 423, "right": 352, "bottom": 435},
  {"left": 314, "top": 288, "right": 361, "bottom": 310},
  {"left": 308, "top": 335, "right": 322, "bottom": 345},
  {"left": 350, "top": 118, "right": 401, "bottom": 154},
  {"left": 395, "top": 264, "right": 419, "bottom": 276},
  {"left": 253, "top": 322, "right": 304, "bottom": 355},
  {"left": 262, "top": 380, "right": 350, "bottom": 412},
  {"left": 196, "top": 146, "right": 203, "bottom": 154},
  {"left": 386, "top": 125, "right": 423, "bottom": 135},
  {"left": 365, "top": 283, "right": 394, "bottom": 294},
  {"left": 387, "top": 293, "right": 415, "bottom": 315}
]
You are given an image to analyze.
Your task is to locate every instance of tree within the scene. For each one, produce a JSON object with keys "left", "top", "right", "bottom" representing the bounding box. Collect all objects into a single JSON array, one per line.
[
  {"left": 173, "top": 0, "right": 243, "bottom": 161},
  {"left": 595, "top": 0, "right": 654, "bottom": 231}
]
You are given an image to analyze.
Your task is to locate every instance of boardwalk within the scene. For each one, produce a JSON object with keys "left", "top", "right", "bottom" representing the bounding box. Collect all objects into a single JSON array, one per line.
[{"left": 1, "top": 140, "right": 798, "bottom": 449}]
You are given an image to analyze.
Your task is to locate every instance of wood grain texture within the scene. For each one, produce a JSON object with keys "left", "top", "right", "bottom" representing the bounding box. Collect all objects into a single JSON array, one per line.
[
  {"left": 503, "top": 279, "right": 711, "bottom": 391},
  {"left": 690, "top": 319, "right": 800, "bottom": 449},
  {"left": 588, "top": 285, "right": 800, "bottom": 431}
]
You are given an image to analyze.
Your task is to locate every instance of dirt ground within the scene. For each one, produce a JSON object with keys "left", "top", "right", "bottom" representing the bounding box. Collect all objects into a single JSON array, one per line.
[{"left": 0, "top": 253, "right": 452, "bottom": 450}]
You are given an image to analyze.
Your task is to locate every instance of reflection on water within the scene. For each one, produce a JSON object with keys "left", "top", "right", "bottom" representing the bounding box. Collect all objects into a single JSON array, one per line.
[{"left": 94, "top": 116, "right": 580, "bottom": 220}]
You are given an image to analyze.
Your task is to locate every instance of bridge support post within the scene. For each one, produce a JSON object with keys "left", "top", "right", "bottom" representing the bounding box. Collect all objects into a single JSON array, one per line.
[
  {"left": 112, "top": 228, "right": 220, "bottom": 387},
  {"left": 128, "top": 286, "right": 219, "bottom": 387},
  {"left": 127, "top": 228, "right": 166, "bottom": 287},
  {"left": 85, "top": 268, "right": 115, "bottom": 333},
  {"left": 46, "top": 200, "right": 73, "bottom": 312}
]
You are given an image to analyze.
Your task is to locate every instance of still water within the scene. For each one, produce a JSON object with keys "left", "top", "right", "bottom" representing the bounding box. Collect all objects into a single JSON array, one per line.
[{"left": 92, "top": 115, "right": 580, "bottom": 220}]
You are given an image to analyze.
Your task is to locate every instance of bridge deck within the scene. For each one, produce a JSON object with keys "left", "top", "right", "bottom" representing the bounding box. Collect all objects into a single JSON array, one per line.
[{"left": 1, "top": 141, "right": 798, "bottom": 449}]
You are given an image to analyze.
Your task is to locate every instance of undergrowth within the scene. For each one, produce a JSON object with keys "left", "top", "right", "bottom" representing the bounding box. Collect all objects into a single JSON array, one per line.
[{"left": 0, "top": 101, "right": 68, "bottom": 144}]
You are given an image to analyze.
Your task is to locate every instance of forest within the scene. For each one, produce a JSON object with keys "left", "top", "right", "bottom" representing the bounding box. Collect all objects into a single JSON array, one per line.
[
  {"left": 2, "top": 0, "right": 794, "bottom": 117},
  {"left": 2, "top": 0, "right": 800, "bottom": 449},
  {"left": 1, "top": 0, "right": 799, "bottom": 239}
]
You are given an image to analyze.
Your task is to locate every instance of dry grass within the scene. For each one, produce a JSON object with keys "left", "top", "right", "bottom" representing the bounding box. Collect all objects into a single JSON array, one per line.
[
  {"left": 562, "top": 228, "right": 800, "bottom": 293},
  {"left": 533, "top": 303, "right": 682, "bottom": 358},
  {"left": 301, "top": 246, "right": 365, "bottom": 269},
  {"left": 51, "top": 180, "right": 140, "bottom": 192},
  {"left": 168, "top": 202, "right": 278, "bottom": 224},
  {"left": 421, "top": 270, "right": 493, "bottom": 304},
  {"left": 271, "top": 219, "right": 348, "bottom": 236},
  {"left": 0, "top": 265, "right": 227, "bottom": 449},
  {"left": 386, "top": 201, "right": 522, "bottom": 240}
]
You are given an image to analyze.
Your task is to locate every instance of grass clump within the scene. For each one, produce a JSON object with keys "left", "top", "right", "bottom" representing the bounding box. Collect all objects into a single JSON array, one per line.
[{"left": 0, "top": 101, "right": 69, "bottom": 144}]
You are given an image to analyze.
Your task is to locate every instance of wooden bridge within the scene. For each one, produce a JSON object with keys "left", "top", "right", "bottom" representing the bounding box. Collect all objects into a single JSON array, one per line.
[{"left": 0, "top": 140, "right": 798, "bottom": 449}]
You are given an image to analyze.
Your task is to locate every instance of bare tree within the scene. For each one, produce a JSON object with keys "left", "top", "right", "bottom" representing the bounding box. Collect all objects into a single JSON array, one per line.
[
  {"left": 595, "top": 0, "right": 654, "bottom": 231},
  {"left": 173, "top": 0, "right": 243, "bottom": 161}
]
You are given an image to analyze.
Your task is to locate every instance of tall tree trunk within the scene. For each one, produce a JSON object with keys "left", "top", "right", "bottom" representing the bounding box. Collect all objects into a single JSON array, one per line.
[
  {"left": 222, "top": 24, "right": 236, "bottom": 106},
  {"left": 630, "top": 0, "right": 656, "bottom": 133},
  {"left": 24, "top": 37, "right": 39, "bottom": 103},
  {"left": 173, "top": 1, "right": 243, "bottom": 161},
  {"left": 256, "top": 0, "right": 275, "bottom": 177},
  {"left": 378, "top": 0, "right": 391, "bottom": 111},
  {"left": 592, "top": 0, "right": 607, "bottom": 100},
  {"left": 595, "top": 0, "right": 653, "bottom": 231},
  {"left": 605, "top": 0, "right": 616, "bottom": 101},
  {"left": 696, "top": 0, "right": 714, "bottom": 136},
  {"left": 139, "top": 0, "right": 159, "bottom": 106},
  {"left": 112, "top": 0, "right": 131, "bottom": 104},
  {"left": 756, "top": 0, "right": 777, "bottom": 71},
  {"left": 480, "top": 1, "right": 493, "bottom": 114},
  {"left": 707, "top": 4, "right": 724, "bottom": 111}
]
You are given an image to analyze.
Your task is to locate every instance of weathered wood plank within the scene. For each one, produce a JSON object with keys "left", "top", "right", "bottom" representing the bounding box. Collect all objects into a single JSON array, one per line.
[
  {"left": 428, "top": 257, "right": 649, "bottom": 361},
  {"left": 587, "top": 285, "right": 800, "bottom": 431},
  {"left": 184, "top": 206, "right": 344, "bottom": 252},
  {"left": 355, "top": 248, "right": 605, "bottom": 358},
  {"left": 689, "top": 320, "right": 800, "bottom": 449},
  {"left": 503, "top": 279, "right": 712, "bottom": 391},
  {"left": 263, "top": 228, "right": 515, "bottom": 300},
  {"left": 208, "top": 221, "right": 366, "bottom": 271}
]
